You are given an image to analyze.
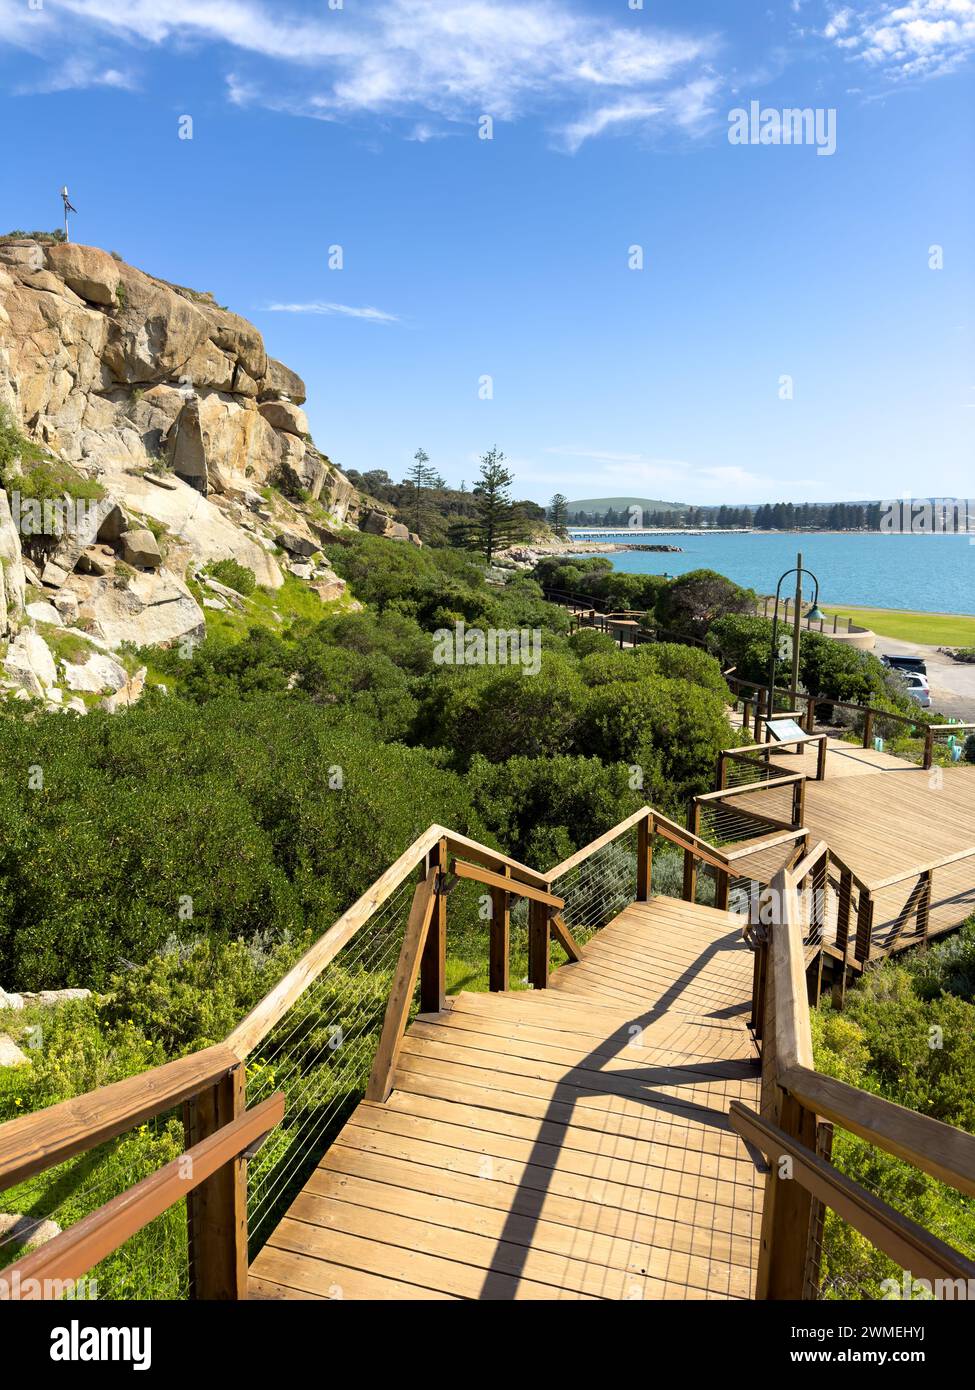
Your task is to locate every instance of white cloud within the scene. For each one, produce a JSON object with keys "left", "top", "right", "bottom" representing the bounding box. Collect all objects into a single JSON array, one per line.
[
  {"left": 6, "top": 0, "right": 721, "bottom": 149},
  {"left": 265, "top": 302, "right": 400, "bottom": 323},
  {"left": 16, "top": 58, "right": 137, "bottom": 95},
  {"left": 823, "top": 0, "right": 975, "bottom": 78}
]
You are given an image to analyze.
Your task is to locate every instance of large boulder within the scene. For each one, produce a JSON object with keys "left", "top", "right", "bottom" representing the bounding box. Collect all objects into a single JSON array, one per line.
[
  {"left": 45, "top": 243, "right": 120, "bottom": 307},
  {"left": 120, "top": 527, "right": 162, "bottom": 569},
  {"left": 3, "top": 630, "right": 57, "bottom": 696},
  {"left": 321, "top": 464, "right": 358, "bottom": 523},
  {"left": 38, "top": 494, "right": 126, "bottom": 587},
  {"left": 103, "top": 264, "right": 210, "bottom": 384},
  {"left": 76, "top": 569, "right": 206, "bottom": 649},
  {"left": 166, "top": 395, "right": 208, "bottom": 493},
  {"left": 258, "top": 399, "right": 308, "bottom": 437},
  {"left": 260, "top": 357, "right": 306, "bottom": 405},
  {"left": 0, "top": 241, "right": 45, "bottom": 273},
  {"left": 198, "top": 304, "right": 267, "bottom": 383},
  {"left": 0, "top": 487, "right": 27, "bottom": 633},
  {"left": 361, "top": 509, "right": 409, "bottom": 542},
  {"left": 94, "top": 462, "right": 284, "bottom": 589},
  {"left": 61, "top": 651, "right": 128, "bottom": 693}
]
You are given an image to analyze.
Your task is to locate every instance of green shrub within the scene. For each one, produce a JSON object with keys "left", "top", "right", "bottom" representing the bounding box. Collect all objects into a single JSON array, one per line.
[{"left": 207, "top": 558, "right": 257, "bottom": 596}]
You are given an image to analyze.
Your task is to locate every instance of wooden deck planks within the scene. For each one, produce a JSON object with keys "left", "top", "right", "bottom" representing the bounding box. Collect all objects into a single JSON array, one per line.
[
  {"left": 721, "top": 741, "right": 975, "bottom": 954},
  {"left": 248, "top": 894, "right": 764, "bottom": 1301}
]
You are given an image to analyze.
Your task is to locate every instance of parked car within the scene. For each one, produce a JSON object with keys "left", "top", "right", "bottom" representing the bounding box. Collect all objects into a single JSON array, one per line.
[
  {"left": 899, "top": 672, "right": 931, "bottom": 707},
  {"left": 882, "top": 654, "right": 928, "bottom": 676}
]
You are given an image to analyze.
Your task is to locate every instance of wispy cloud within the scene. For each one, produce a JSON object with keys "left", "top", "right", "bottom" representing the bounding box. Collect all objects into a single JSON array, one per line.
[
  {"left": 16, "top": 58, "right": 137, "bottom": 95},
  {"left": 542, "top": 448, "right": 823, "bottom": 497},
  {"left": 265, "top": 302, "right": 400, "bottom": 324},
  {"left": 4, "top": 0, "right": 722, "bottom": 150}
]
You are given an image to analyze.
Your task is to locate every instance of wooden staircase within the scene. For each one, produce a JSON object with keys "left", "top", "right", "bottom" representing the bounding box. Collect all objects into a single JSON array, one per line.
[{"left": 248, "top": 895, "right": 764, "bottom": 1300}]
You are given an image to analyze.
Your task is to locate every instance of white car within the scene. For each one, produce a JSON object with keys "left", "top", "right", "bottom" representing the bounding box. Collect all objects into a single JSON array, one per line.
[{"left": 900, "top": 672, "right": 931, "bottom": 708}]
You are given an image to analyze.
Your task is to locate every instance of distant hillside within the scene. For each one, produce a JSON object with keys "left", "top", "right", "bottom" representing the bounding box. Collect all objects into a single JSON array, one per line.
[{"left": 566, "top": 496, "right": 685, "bottom": 519}]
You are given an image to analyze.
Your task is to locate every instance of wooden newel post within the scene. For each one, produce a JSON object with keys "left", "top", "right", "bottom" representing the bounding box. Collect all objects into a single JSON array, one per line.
[
  {"left": 756, "top": 928, "right": 817, "bottom": 1301},
  {"left": 682, "top": 800, "right": 700, "bottom": 904},
  {"left": 489, "top": 867, "right": 511, "bottom": 992},
  {"left": 420, "top": 836, "right": 448, "bottom": 1013},
  {"left": 528, "top": 899, "right": 551, "bottom": 989},
  {"left": 184, "top": 1065, "right": 248, "bottom": 1299},
  {"left": 923, "top": 728, "right": 934, "bottom": 771},
  {"left": 862, "top": 709, "right": 875, "bottom": 750},
  {"left": 636, "top": 813, "right": 653, "bottom": 902}
]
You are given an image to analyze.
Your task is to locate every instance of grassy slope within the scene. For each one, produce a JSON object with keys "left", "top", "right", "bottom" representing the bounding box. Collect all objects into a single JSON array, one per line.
[{"left": 823, "top": 604, "right": 975, "bottom": 646}]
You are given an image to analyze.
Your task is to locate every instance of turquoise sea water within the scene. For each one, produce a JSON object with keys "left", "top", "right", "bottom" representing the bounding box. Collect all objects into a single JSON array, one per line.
[{"left": 570, "top": 533, "right": 975, "bottom": 615}]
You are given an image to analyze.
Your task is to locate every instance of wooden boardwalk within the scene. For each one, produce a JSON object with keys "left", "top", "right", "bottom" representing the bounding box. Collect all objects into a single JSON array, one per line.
[
  {"left": 248, "top": 896, "right": 764, "bottom": 1301},
  {"left": 723, "top": 735, "right": 975, "bottom": 953}
]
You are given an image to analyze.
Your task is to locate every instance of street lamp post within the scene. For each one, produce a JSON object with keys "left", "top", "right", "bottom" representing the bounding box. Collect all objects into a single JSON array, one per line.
[{"left": 768, "top": 551, "right": 825, "bottom": 722}]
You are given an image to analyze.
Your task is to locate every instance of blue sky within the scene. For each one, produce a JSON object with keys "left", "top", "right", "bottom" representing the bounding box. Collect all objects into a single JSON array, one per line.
[{"left": 1, "top": 0, "right": 972, "bottom": 505}]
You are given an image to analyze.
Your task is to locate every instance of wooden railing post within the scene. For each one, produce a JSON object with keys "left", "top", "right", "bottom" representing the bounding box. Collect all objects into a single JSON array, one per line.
[
  {"left": 184, "top": 1065, "right": 248, "bottom": 1300},
  {"left": 489, "top": 866, "right": 511, "bottom": 991},
  {"left": 756, "top": 920, "right": 818, "bottom": 1300},
  {"left": 862, "top": 708, "right": 875, "bottom": 750},
  {"left": 816, "top": 735, "right": 827, "bottom": 782},
  {"left": 528, "top": 899, "right": 551, "bottom": 989},
  {"left": 917, "top": 869, "right": 932, "bottom": 948},
  {"left": 420, "top": 836, "right": 448, "bottom": 1013},
  {"left": 715, "top": 869, "right": 730, "bottom": 911},
  {"left": 832, "top": 868, "right": 853, "bottom": 1008},
  {"left": 682, "top": 800, "right": 700, "bottom": 903},
  {"left": 854, "top": 888, "right": 875, "bottom": 964},
  {"left": 923, "top": 727, "right": 935, "bottom": 770},
  {"left": 636, "top": 813, "right": 653, "bottom": 902},
  {"left": 743, "top": 697, "right": 752, "bottom": 736},
  {"left": 802, "top": 1122, "right": 834, "bottom": 1299},
  {"left": 805, "top": 697, "right": 815, "bottom": 734},
  {"left": 791, "top": 777, "right": 806, "bottom": 828}
]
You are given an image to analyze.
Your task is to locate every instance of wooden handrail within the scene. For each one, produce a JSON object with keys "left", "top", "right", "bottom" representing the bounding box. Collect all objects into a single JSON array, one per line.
[
  {"left": 695, "top": 773, "right": 806, "bottom": 804},
  {"left": 866, "top": 845, "right": 975, "bottom": 893},
  {"left": 768, "top": 870, "right": 814, "bottom": 1073},
  {"left": 754, "top": 852, "right": 975, "bottom": 1297},
  {"left": 0, "top": 1094, "right": 285, "bottom": 1297},
  {"left": 453, "top": 858, "right": 565, "bottom": 908},
  {"left": 366, "top": 867, "right": 440, "bottom": 1103},
  {"left": 650, "top": 811, "right": 735, "bottom": 874},
  {"left": 730, "top": 1103, "right": 975, "bottom": 1287},
  {"left": 227, "top": 823, "right": 444, "bottom": 1059},
  {"left": 227, "top": 824, "right": 548, "bottom": 1058},
  {"left": 781, "top": 1065, "right": 975, "bottom": 1198},
  {"left": 0, "top": 1043, "right": 240, "bottom": 1192},
  {"left": 723, "top": 829, "right": 807, "bottom": 863},
  {"left": 545, "top": 807, "right": 649, "bottom": 882},
  {"left": 789, "top": 840, "right": 829, "bottom": 885}
]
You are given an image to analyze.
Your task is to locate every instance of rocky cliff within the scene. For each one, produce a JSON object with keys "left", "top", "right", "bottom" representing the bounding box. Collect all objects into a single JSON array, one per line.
[{"left": 0, "top": 234, "right": 390, "bottom": 710}]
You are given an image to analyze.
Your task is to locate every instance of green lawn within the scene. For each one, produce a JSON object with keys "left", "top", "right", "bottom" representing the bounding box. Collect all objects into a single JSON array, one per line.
[{"left": 823, "top": 604, "right": 975, "bottom": 646}]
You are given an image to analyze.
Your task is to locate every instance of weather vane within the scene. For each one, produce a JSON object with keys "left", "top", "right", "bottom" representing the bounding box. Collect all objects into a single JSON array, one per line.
[{"left": 60, "top": 185, "right": 77, "bottom": 242}]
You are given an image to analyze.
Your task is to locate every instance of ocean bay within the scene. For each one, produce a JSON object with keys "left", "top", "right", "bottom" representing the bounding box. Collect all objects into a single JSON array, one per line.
[{"left": 571, "top": 531, "right": 975, "bottom": 615}]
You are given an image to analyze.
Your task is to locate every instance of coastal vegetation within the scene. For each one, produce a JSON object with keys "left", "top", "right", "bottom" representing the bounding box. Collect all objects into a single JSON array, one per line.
[
  {"left": 815, "top": 924, "right": 975, "bottom": 1297},
  {"left": 1, "top": 488, "right": 972, "bottom": 1299}
]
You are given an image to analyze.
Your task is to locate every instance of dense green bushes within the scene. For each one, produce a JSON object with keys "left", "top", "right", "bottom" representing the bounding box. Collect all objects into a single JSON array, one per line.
[
  {"left": 709, "top": 614, "right": 914, "bottom": 712},
  {"left": 814, "top": 925, "right": 975, "bottom": 1297},
  {"left": 0, "top": 698, "right": 482, "bottom": 989}
]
